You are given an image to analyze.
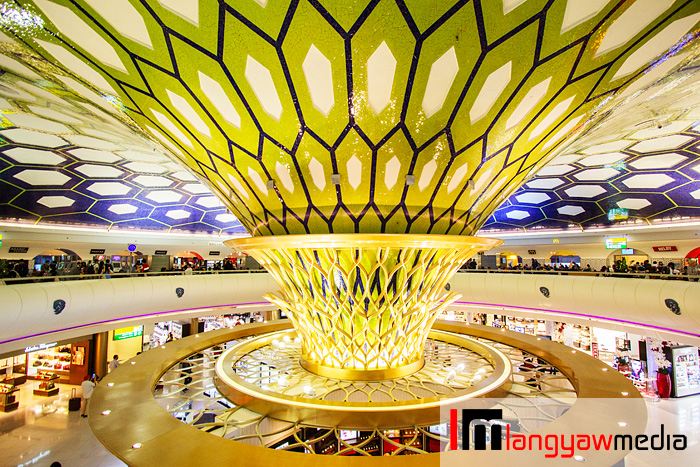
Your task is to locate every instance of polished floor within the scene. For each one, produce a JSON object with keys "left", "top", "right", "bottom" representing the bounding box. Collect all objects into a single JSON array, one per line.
[{"left": 0, "top": 380, "right": 698, "bottom": 466}]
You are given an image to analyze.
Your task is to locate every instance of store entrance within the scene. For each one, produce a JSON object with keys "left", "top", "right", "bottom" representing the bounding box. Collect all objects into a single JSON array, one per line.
[
  {"left": 33, "top": 248, "right": 81, "bottom": 276},
  {"left": 549, "top": 250, "right": 580, "bottom": 267},
  {"left": 608, "top": 248, "right": 649, "bottom": 270},
  {"left": 174, "top": 251, "right": 204, "bottom": 270},
  {"left": 497, "top": 251, "right": 521, "bottom": 268}
]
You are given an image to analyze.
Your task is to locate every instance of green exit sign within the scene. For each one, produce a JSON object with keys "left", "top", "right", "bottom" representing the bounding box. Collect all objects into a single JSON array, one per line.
[{"left": 113, "top": 325, "right": 143, "bottom": 341}]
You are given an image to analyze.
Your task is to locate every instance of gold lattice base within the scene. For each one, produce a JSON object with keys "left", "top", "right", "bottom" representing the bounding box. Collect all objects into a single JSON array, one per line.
[{"left": 225, "top": 234, "right": 501, "bottom": 380}]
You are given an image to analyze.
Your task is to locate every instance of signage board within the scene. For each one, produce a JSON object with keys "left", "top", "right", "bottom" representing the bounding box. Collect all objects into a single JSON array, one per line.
[
  {"left": 605, "top": 237, "right": 627, "bottom": 249},
  {"left": 128, "top": 244, "right": 137, "bottom": 252},
  {"left": 113, "top": 325, "right": 143, "bottom": 341},
  {"left": 653, "top": 246, "right": 678, "bottom": 252},
  {"left": 154, "top": 250, "right": 168, "bottom": 255},
  {"left": 8, "top": 247, "right": 28, "bottom": 253},
  {"left": 90, "top": 249, "right": 105, "bottom": 255},
  {"left": 607, "top": 208, "right": 629, "bottom": 221},
  {"left": 209, "top": 251, "right": 220, "bottom": 256},
  {"left": 528, "top": 249, "right": 536, "bottom": 254}
]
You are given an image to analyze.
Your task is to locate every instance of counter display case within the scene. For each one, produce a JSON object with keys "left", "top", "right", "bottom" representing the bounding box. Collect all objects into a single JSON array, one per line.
[
  {"left": 0, "top": 383, "right": 19, "bottom": 412},
  {"left": 28, "top": 346, "right": 71, "bottom": 383}
]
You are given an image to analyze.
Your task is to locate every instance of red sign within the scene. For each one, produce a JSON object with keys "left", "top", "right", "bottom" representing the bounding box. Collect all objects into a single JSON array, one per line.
[
  {"left": 653, "top": 246, "right": 678, "bottom": 252},
  {"left": 591, "top": 342, "right": 599, "bottom": 359}
]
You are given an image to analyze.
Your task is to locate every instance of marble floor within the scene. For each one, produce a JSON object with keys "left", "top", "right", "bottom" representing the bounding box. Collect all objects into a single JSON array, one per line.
[{"left": 0, "top": 380, "right": 699, "bottom": 466}]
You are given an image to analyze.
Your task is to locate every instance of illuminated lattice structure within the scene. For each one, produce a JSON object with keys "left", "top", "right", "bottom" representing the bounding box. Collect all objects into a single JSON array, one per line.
[
  {"left": 2, "top": 2, "right": 699, "bottom": 236},
  {"left": 229, "top": 234, "right": 500, "bottom": 378}
]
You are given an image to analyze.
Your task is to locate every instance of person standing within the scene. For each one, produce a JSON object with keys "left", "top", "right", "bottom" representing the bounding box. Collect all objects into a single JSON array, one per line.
[
  {"left": 80, "top": 375, "right": 96, "bottom": 418},
  {"left": 108, "top": 355, "right": 120, "bottom": 372}
]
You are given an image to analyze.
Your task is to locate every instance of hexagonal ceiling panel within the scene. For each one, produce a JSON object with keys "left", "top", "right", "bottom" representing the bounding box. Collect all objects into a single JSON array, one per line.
[{"left": 0, "top": 1, "right": 699, "bottom": 238}]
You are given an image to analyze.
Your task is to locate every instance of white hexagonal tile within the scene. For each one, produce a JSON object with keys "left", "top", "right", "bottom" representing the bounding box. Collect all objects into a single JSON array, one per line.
[
  {"left": 505, "top": 209, "right": 530, "bottom": 220},
  {"left": 35, "top": 40, "right": 117, "bottom": 95},
  {"left": 74, "top": 164, "right": 123, "bottom": 178},
  {"left": 84, "top": 0, "right": 152, "bottom": 48},
  {"left": 215, "top": 213, "right": 238, "bottom": 223},
  {"left": 0, "top": 128, "right": 67, "bottom": 148},
  {"left": 151, "top": 110, "right": 193, "bottom": 148},
  {"left": 561, "top": 0, "right": 610, "bottom": 34},
  {"left": 551, "top": 154, "right": 583, "bottom": 165},
  {"left": 536, "top": 164, "right": 575, "bottom": 176},
  {"left": 529, "top": 95, "right": 575, "bottom": 141},
  {"left": 4, "top": 113, "right": 72, "bottom": 133},
  {"left": 470, "top": 61, "right": 511, "bottom": 124},
  {"left": 690, "top": 189, "right": 700, "bottom": 200},
  {"left": 181, "top": 183, "right": 209, "bottom": 194},
  {"left": 629, "top": 153, "right": 687, "bottom": 170},
  {"left": 123, "top": 162, "right": 168, "bottom": 174},
  {"left": 564, "top": 185, "right": 606, "bottom": 198},
  {"left": 171, "top": 170, "right": 198, "bottom": 182},
  {"left": 34, "top": 0, "right": 127, "bottom": 73},
  {"left": 302, "top": 44, "right": 335, "bottom": 116},
  {"left": 384, "top": 156, "right": 401, "bottom": 190},
  {"left": 578, "top": 152, "right": 628, "bottom": 167},
  {"left": 0, "top": 54, "right": 40, "bottom": 79},
  {"left": 629, "top": 135, "right": 694, "bottom": 153},
  {"left": 541, "top": 114, "right": 584, "bottom": 150},
  {"left": 422, "top": 46, "right": 459, "bottom": 118},
  {"left": 622, "top": 173, "right": 675, "bottom": 189},
  {"left": 346, "top": 155, "right": 362, "bottom": 190},
  {"left": 617, "top": 198, "right": 651, "bottom": 210},
  {"left": 146, "top": 190, "right": 183, "bottom": 203},
  {"left": 37, "top": 195, "right": 74, "bottom": 208},
  {"left": 4, "top": 148, "right": 65, "bottom": 165},
  {"left": 165, "top": 209, "right": 191, "bottom": 220},
  {"left": 515, "top": 192, "right": 550, "bottom": 204},
  {"left": 195, "top": 196, "right": 224, "bottom": 208},
  {"left": 247, "top": 168, "right": 268, "bottom": 194},
  {"left": 108, "top": 204, "right": 138, "bottom": 215},
  {"left": 167, "top": 89, "right": 211, "bottom": 138},
  {"left": 308, "top": 157, "right": 326, "bottom": 191},
  {"left": 595, "top": 0, "right": 674, "bottom": 57},
  {"left": 612, "top": 12, "right": 700, "bottom": 80},
  {"left": 367, "top": 41, "right": 397, "bottom": 115},
  {"left": 157, "top": 0, "right": 199, "bottom": 26},
  {"left": 505, "top": 76, "right": 551, "bottom": 131},
  {"left": 629, "top": 121, "right": 693, "bottom": 139},
  {"left": 574, "top": 168, "right": 619, "bottom": 181},
  {"left": 198, "top": 71, "right": 241, "bottom": 129},
  {"left": 87, "top": 181, "right": 131, "bottom": 196},
  {"left": 227, "top": 175, "right": 249, "bottom": 200},
  {"left": 580, "top": 140, "right": 633, "bottom": 154},
  {"left": 503, "top": 0, "right": 527, "bottom": 14},
  {"left": 527, "top": 178, "right": 564, "bottom": 189},
  {"left": 119, "top": 150, "right": 166, "bottom": 162},
  {"left": 557, "top": 205, "right": 585, "bottom": 216},
  {"left": 275, "top": 162, "right": 294, "bottom": 193},
  {"left": 68, "top": 148, "right": 121, "bottom": 163},
  {"left": 66, "top": 135, "right": 121, "bottom": 151},
  {"left": 81, "top": 128, "right": 123, "bottom": 142},
  {"left": 132, "top": 175, "right": 172, "bottom": 187},
  {"left": 245, "top": 55, "right": 283, "bottom": 121},
  {"left": 418, "top": 159, "right": 437, "bottom": 192},
  {"left": 14, "top": 169, "right": 70, "bottom": 186},
  {"left": 447, "top": 162, "right": 469, "bottom": 194},
  {"left": 28, "top": 105, "right": 82, "bottom": 124}
]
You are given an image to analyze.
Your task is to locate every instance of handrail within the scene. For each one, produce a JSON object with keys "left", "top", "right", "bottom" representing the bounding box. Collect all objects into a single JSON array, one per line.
[
  {"left": 0, "top": 268, "right": 268, "bottom": 285},
  {"left": 454, "top": 268, "right": 700, "bottom": 280}
]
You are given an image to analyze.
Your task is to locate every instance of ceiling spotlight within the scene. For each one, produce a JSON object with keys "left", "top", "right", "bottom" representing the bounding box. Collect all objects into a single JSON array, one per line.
[
  {"left": 331, "top": 173, "right": 340, "bottom": 185},
  {"left": 266, "top": 179, "right": 275, "bottom": 190},
  {"left": 102, "top": 410, "right": 111, "bottom": 416},
  {"left": 467, "top": 179, "right": 475, "bottom": 190},
  {"left": 132, "top": 443, "right": 142, "bottom": 449},
  {"left": 405, "top": 174, "right": 415, "bottom": 186},
  {"left": 573, "top": 455, "right": 586, "bottom": 462}
]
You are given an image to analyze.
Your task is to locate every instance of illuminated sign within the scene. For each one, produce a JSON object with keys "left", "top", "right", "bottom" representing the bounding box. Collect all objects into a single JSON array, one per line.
[
  {"left": 24, "top": 342, "right": 57, "bottom": 353},
  {"left": 605, "top": 237, "right": 627, "bottom": 249},
  {"left": 154, "top": 250, "right": 168, "bottom": 255},
  {"left": 90, "top": 249, "right": 105, "bottom": 254},
  {"left": 8, "top": 247, "right": 28, "bottom": 253},
  {"left": 528, "top": 250, "right": 536, "bottom": 254},
  {"left": 653, "top": 246, "right": 678, "bottom": 252},
  {"left": 113, "top": 326, "right": 143, "bottom": 341},
  {"left": 607, "top": 208, "right": 629, "bottom": 221}
]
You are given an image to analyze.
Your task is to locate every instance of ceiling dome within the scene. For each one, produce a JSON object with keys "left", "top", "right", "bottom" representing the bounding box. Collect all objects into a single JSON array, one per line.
[{"left": 2, "top": 1, "right": 700, "bottom": 236}]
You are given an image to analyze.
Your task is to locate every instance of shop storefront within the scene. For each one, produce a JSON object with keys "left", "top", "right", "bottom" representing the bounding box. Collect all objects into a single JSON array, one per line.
[{"left": 0, "top": 336, "right": 92, "bottom": 412}]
